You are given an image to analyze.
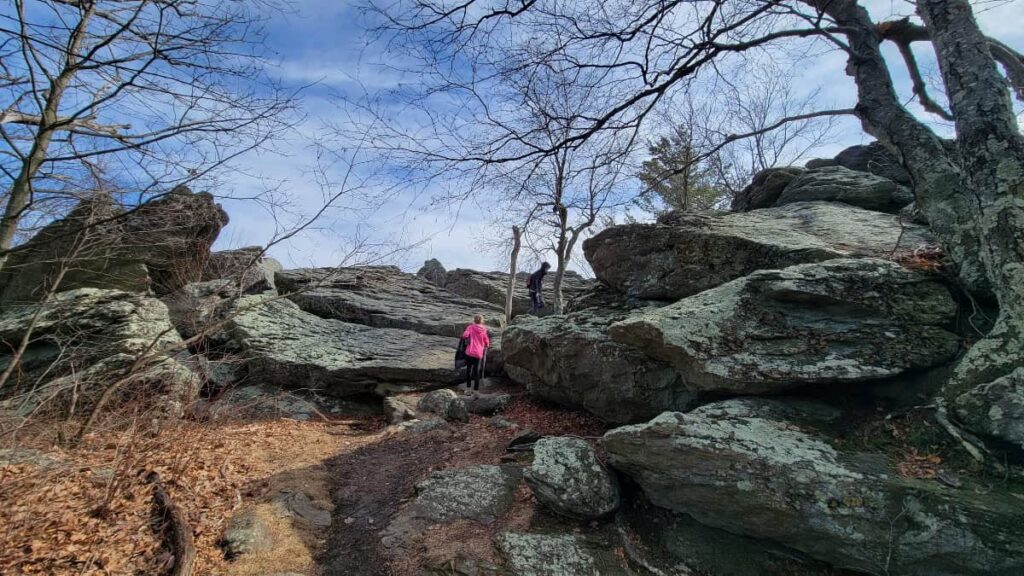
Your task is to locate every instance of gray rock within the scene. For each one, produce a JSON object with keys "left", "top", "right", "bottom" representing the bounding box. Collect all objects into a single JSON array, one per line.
[
  {"left": 222, "top": 508, "right": 271, "bottom": 558},
  {"left": 900, "top": 201, "right": 929, "bottom": 225},
  {"left": 776, "top": 166, "right": 914, "bottom": 213},
  {"left": 202, "top": 246, "right": 281, "bottom": 294},
  {"left": 417, "top": 258, "right": 448, "bottom": 285},
  {"left": 201, "top": 383, "right": 322, "bottom": 421},
  {"left": 276, "top": 266, "right": 503, "bottom": 338},
  {"left": 508, "top": 429, "right": 542, "bottom": 450},
  {"left": 604, "top": 398, "right": 1024, "bottom": 575},
  {"left": 489, "top": 416, "right": 520, "bottom": 430},
  {"left": 464, "top": 393, "right": 511, "bottom": 415},
  {"left": 274, "top": 491, "right": 332, "bottom": 528},
  {"left": 443, "top": 268, "right": 593, "bottom": 317},
  {"left": 0, "top": 188, "right": 227, "bottom": 302},
  {"left": 0, "top": 448, "right": 63, "bottom": 468},
  {"left": 524, "top": 437, "right": 619, "bottom": 519},
  {"left": 807, "top": 141, "right": 911, "bottom": 185},
  {"left": 226, "top": 295, "right": 461, "bottom": 396},
  {"left": 161, "top": 278, "right": 239, "bottom": 340},
  {"left": 608, "top": 259, "right": 960, "bottom": 395},
  {"left": 730, "top": 166, "right": 804, "bottom": 211},
  {"left": 954, "top": 367, "right": 1024, "bottom": 448},
  {"left": 382, "top": 465, "right": 523, "bottom": 559},
  {"left": 502, "top": 310, "right": 696, "bottom": 424},
  {"left": 0, "top": 289, "right": 198, "bottom": 410},
  {"left": 417, "top": 389, "right": 470, "bottom": 423},
  {"left": 392, "top": 417, "right": 451, "bottom": 434},
  {"left": 495, "top": 532, "right": 625, "bottom": 576},
  {"left": 383, "top": 396, "right": 417, "bottom": 425},
  {"left": 414, "top": 465, "right": 522, "bottom": 523},
  {"left": 585, "top": 201, "right": 935, "bottom": 300}
]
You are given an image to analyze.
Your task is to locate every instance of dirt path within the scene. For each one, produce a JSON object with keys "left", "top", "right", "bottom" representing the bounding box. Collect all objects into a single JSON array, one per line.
[{"left": 317, "top": 394, "right": 608, "bottom": 576}]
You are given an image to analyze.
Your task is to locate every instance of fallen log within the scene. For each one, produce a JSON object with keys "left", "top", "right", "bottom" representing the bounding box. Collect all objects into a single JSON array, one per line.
[{"left": 146, "top": 471, "right": 196, "bottom": 576}]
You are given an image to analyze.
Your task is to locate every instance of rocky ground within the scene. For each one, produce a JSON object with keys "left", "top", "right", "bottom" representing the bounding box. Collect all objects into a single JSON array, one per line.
[{"left": 3, "top": 142, "right": 1024, "bottom": 575}]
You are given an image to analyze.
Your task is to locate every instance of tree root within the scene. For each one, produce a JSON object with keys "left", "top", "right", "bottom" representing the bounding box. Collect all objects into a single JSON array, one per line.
[{"left": 147, "top": 471, "right": 196, "bottom": 576}]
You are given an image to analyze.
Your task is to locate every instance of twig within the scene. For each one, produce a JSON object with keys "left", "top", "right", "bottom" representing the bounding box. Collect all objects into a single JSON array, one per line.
[{"left": 932, "top": 407, "right": 986, "bottom": 464}]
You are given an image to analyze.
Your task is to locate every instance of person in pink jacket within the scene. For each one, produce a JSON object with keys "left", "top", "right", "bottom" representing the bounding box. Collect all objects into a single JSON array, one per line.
[{"left": 462, "top": 314, "right": 490, "bottom": 393}]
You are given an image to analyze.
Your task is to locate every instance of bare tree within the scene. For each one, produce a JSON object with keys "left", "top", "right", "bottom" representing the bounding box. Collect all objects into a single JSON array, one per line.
[
  {"left": 368, "top": 0, "right": 1024, "bottom": 399},
  {"left": 0, "top": 0, "right": 296, "bottom": 272}
]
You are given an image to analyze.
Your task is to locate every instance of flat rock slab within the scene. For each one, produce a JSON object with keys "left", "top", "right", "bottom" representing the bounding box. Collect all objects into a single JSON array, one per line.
[
  {"left": 604, "top": 398, "right": 1024, "bottom": 575},
  {"left": 584, "top": 201, "right": 935, "bottom": 300},
  {"left": 609, "top": 258, "right": 960, "bottom": 395},
  {"left": 276, "top": 266, "right": 503, "bottom": 337},
  {"left": 227, "top": 296, "right": 461, "bottom": 396},
  {"left": 496, "top": 532, "right": 626, "bottom": 576},
  {"left": 382, "top": 465, "right": 523, "bottom": 559}
]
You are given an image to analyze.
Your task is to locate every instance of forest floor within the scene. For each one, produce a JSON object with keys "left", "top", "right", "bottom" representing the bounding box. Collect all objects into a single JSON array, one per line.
[{"left": 0, "top": 381, "right": 605, "bottom": 576}]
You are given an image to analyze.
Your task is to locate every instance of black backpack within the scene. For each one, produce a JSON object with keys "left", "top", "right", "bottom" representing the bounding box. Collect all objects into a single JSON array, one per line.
[{"left": 454, "top": 336, "right": 469, "bottom": 369}]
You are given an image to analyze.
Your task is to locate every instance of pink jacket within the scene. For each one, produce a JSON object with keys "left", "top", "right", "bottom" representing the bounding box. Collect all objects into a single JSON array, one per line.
[{"left": 462, "top": 323, "right": 490, "bottom": 359}]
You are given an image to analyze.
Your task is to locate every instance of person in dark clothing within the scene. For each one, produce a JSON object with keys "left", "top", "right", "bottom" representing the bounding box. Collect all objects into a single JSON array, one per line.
[{"left": 527, "top": 262, "right": 551, "bottom": 314}]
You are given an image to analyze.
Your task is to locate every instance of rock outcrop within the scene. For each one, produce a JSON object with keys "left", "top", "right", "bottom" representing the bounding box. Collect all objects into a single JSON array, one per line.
[
  {"left": 416, "top": 389, "right": 469, "bottom": 423},
  {"left": 502, "top": 309, "right": 695, "bottom": 424},
  {"left": 604, "top": 398, "right": 1024, "bottom": 575},
  {"left": 0, "top": 288, "right": 197, "bottom": 411},
  {"left": 227, "top": 296, "right": 461, "bottom": 396},
  {"left": 730, "top": 166, "right": 803, "bottom": 211},
  {"left": 584, "top": 201, "right": 934, "bottom": 300},
  {"left": 806, "top": 141, "right": 911, "bottom": 185},
  {"left": 608, "top": 259, "right": 960, "bottom": 395},
  {"left": 953, "top": 368, "right": 1024, "bottom": 449},
  {"left": 524, "top": 437, "right": 619, "bottom": 519},
  {"left": 0, "top": 188, "right": 228, "bottom": 303},
  {"left": 276, "top": 266, "right": 503, "bottom": 337},
  {"left": 202, "top": 246, "right": 282, "bottom": 294},
  {"left": 776, "top": 166, "right": 914, "bottom": 213},
  {"left": 416, "top": 258, "right": 447, "bottom": 285}
]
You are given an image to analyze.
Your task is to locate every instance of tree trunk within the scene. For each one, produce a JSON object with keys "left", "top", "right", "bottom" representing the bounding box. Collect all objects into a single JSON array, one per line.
[
  {"left": 505, "top": 226, "right": 521, "bottom": 323},
  {"left": 809, "top": 0, "right": 1024, "bottom": 397},
  {"left": 0, "top": 4, "right": 95, "bottom": 273},
  {"left": 915, "top": 0, "right": 1024, "bottom": 393}
]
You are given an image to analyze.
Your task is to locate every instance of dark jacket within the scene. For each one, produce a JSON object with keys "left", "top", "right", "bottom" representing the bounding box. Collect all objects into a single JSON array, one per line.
[{"left": 527, "top": 269, "right": 547, "bottom": 292}]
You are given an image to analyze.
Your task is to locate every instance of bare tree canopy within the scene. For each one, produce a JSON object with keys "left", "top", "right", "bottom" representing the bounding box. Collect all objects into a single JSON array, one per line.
[
  {"left": 0, "top": 0, "right": 298, "bottom": 269},
  {"left": 367, "top": 0, "right": 1024, "bottom": 393}
]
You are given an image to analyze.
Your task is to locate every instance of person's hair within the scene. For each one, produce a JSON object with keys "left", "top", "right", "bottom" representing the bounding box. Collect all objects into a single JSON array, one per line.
[
  {"left": 474, "top": 314, "right": 484, "bottom": 324},
  {"left": 541, "top": 261, "right": 551, "bottom": 269}
]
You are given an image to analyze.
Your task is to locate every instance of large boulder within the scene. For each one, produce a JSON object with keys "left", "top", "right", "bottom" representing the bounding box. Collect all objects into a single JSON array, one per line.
[
  {"left": 275, "top": 266, "right": 503, "bottom": 337},
  {"left": 226, "top": 296, "right": 462, "bottom": 396},
  {"left": 443, "top": 268, "right": 593, "bottom": 317},
  {"left": 502, "top": 309, "right": 695, "bottom": 424},
  {"left": 0, "top": 288, "right": 197, "bottom": 412},
  {"left": 0, "top": 188, "right": 228, "bottom": 303},
  {"left": 730, "top": 167, "right": 804, "bottom": 212},
  {"left": 806, "top": 141, "right": 911, "bottom": 185},
  {"left": 604, "top": 398, "right": 1024, "bottom": 575},
  {"left": 776, "top": 166, "right": 914, "bottom": 213},
  {"left": 416, "top": 258, "right": 447, "bottom": 285},
  {"left": 953, "top": 367, "right": 1024, "bottom": 449},
  {"left": 608, "top": 259, "right": 959, "bottom": 395},
  {"left": 202, "top": 246, "right": 282, "bottom": 294},
  {"left": 584, "top": 201, "right": 935, "bottom": 301},
  {"left": 524, "top": 437, "right": 619, "bottom": 519},
  {"left": 417, "top": 389, "right": 470, "bottom": 423}
]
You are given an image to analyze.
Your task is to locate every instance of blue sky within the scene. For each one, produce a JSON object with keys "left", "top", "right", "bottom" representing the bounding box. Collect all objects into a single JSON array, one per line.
[{"left": 212, "top": 0, "right": 1024, "bottom": 273}]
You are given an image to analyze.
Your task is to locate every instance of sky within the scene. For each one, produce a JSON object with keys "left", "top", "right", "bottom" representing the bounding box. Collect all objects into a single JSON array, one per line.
[{"left": 212, "top": 0, "right": 1024, "bottom": 274}]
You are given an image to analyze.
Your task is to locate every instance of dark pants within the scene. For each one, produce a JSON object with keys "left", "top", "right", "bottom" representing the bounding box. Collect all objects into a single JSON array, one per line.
[
  {"left": 529, "top": 290, "right": 544, "bottom": 314},
  {"left": 465, "top": 356, "right": 482, "bottom": 390}
]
